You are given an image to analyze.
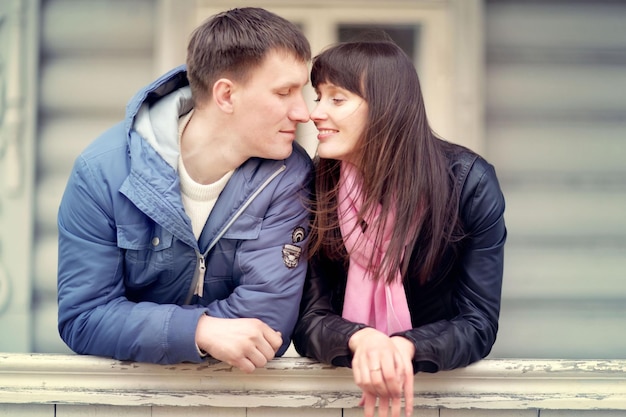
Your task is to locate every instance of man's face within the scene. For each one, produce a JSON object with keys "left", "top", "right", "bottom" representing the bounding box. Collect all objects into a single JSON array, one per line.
[{"left": 231, "top": 50, "right": 310, "bottom": 161}]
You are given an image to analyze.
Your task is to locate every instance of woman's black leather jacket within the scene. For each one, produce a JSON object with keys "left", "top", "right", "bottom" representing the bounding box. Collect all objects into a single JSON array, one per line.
[{"left": 292, "top": 146, "right": 507, "bottom": 373}]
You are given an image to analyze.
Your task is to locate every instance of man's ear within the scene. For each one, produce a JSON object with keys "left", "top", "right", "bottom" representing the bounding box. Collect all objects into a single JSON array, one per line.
[{"left": 212, "top": 78, "right": 234, "bottom": 113}]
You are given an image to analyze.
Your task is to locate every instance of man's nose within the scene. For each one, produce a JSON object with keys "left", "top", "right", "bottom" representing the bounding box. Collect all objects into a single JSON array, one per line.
[{"left": 290, "top": 96, "right": 310, "bottom": 123}]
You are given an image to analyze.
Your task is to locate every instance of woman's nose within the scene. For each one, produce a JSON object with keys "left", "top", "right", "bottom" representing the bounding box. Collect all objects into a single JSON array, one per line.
[{"left": 309, "top": 103, "right": 326, "bottom": 121}]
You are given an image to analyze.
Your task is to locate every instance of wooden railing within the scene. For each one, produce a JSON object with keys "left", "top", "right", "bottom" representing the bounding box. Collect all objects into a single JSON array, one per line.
[{"left": 1, "top": 353, "right": 625, "bottom": 416}]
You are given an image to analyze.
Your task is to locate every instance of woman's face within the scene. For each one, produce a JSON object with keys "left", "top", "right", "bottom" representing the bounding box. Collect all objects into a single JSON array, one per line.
[{"left": 309, "top": 82, "right": 368, "bottom": 164}]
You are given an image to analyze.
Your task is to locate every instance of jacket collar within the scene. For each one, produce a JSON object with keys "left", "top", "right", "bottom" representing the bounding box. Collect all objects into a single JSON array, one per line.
[
  {"left": 124, "top": 65, "right": 190, "bottom": 137},
  {"left": 197, "top": 157, "right": 285, "bottom": 252}
]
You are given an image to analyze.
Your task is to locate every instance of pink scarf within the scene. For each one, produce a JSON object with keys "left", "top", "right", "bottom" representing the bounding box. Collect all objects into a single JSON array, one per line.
[{"left": 338, "top": 162, "right": 412, "bottom": 335}]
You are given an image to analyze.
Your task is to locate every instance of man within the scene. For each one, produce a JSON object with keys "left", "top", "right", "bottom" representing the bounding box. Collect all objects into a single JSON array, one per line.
[{"left": 57, "top": 7, "right": 312, "bottom": 373}]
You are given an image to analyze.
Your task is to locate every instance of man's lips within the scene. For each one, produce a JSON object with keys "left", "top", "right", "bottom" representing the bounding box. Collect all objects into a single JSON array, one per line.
[{"left": 279, "top": 129, "right": 297, "bottom": 139}]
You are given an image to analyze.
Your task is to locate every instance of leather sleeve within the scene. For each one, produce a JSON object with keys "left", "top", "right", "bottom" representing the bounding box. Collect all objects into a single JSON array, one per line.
[
  {"left": 393, "top": 156, "right": 507, "bottom": 373},
  {"left": 292, "top": 255, "right": 367, "bottom": 367}
]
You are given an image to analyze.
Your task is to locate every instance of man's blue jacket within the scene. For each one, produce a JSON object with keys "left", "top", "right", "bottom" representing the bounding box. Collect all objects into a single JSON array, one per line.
[{"left": 57, "top": 66, "right": 313, "bottom": 364}]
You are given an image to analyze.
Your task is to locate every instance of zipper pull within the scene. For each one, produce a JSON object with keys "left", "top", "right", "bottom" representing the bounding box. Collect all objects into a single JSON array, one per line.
[{"left": 194, "top": 256, "right": 206, "bottom": 298}]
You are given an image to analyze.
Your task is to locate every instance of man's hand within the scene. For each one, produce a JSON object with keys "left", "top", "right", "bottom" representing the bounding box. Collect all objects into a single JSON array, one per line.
[{"left": 195, "top": 315, "right": 283, "bottom": 373}]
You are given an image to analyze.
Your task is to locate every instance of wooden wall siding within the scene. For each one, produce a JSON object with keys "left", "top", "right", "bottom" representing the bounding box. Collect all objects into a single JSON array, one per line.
[
  {"left": 1, "top": 355, "right": 625, "bottom": 416},
  {"left": 0, "top": 0, "right": 38, "bottom": 352},
  {"left": 484, "top": 1, "right": 626, "bottom": 358},
  {"left": 34, "top": 0, "right": 156, "bottom": 353}
]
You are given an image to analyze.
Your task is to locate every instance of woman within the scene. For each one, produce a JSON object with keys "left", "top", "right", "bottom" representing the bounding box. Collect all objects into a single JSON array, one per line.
[{"left": 293, "top": 39, "right": 506, "bottom": 417}]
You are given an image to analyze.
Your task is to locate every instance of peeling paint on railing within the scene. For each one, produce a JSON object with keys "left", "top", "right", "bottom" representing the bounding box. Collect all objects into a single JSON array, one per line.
[{"left": 0, "top": 354, "right": 625, "bottom": 412}]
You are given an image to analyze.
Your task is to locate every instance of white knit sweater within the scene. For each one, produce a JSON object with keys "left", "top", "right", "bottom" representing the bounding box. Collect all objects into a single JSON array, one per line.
[{"left": 178, "top": 110, "right": 233, "bottom": 240}]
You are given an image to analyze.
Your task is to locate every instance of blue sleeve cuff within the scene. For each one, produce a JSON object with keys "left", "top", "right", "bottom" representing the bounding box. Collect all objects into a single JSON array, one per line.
[{"left": 165, "top": 306, "right": 210, "bottom": 363}]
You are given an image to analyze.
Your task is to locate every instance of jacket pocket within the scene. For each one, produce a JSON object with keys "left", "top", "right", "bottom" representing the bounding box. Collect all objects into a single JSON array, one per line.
[
  {"left": 207, "top": 213, "right": 262, "bottom": 278},
  {"left": 222, "top": 213, "right": 262, "bottom": 240},
  {"left": 118, "top": 223, "right": 174, "bottom": 288},
  {"left": 197, "top": 214, "right": 262, "bottom": 302}
]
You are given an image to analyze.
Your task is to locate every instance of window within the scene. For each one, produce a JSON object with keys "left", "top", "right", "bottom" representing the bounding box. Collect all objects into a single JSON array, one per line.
[{"left": 338, "top": 24, "right": 420, "bottom": 61}]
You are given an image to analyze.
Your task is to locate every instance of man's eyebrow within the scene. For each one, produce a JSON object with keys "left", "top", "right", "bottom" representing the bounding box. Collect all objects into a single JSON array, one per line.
[{"left": 282, "top": 80, "right": 309, "bottom": 88}]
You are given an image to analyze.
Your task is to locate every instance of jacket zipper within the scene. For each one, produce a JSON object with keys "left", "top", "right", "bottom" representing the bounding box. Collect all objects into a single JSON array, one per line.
[
  {"left": 193, "top": 255, "right": 206, "bottom": 298},
  {"left": 184, "top": 164, "right": 287, "bottom": 304}
]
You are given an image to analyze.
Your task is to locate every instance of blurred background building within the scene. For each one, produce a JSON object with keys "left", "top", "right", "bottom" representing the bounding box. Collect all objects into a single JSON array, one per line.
[{"left": 0, "top": 0, "right": 624, "bottom": 359}]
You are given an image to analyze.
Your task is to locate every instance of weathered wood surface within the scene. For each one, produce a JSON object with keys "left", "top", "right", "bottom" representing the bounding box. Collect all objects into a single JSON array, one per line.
[{"left": 1, "top": 354, "right": 625, "bottom": 410}]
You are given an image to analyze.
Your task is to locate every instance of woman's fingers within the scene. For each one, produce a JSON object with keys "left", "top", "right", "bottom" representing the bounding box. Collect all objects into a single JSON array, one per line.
[
  {"left": 351, "top": 331, "right": 416, "bottom": 417},
  {"left": 391, "top": 395, "right": 402, "bottom": 417},
  {"left": 362, "top": 391, "right": 378, "bottom": 417}
]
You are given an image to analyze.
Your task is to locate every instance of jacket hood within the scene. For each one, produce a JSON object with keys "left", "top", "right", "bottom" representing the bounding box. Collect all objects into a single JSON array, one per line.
[{"left": 125, "top": 65, "right": 193, "bottom": 168}]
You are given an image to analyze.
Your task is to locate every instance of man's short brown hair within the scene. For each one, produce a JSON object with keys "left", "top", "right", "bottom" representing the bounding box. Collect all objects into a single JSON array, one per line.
[{"left": 186, "top": 7, "right": 311, "bottom": 106}]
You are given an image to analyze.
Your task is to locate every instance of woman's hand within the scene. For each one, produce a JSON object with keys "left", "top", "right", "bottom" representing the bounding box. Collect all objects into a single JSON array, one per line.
[
  {"left": 349, "top": 328, "right": 415, "bottom": 417},
  {"left": 390, "top": 335, "right": 415, "bottom": 416}
]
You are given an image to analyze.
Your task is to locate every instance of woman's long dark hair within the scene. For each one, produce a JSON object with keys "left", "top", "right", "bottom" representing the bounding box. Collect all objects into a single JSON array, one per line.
[{"left": 309, "top": 39, "right": 463, "bottom": 285}]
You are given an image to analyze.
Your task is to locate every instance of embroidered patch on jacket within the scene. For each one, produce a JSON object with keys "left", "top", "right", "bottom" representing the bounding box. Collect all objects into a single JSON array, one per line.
[
  {"left": 292, "top": 226, "right": 306, "bottom": 243},
  {"left": 282, "top": 226, "right": 306, "bottom": 268},
  {"left": 282, "top": 244, "right": 302, "bottom": 269}
]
